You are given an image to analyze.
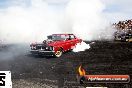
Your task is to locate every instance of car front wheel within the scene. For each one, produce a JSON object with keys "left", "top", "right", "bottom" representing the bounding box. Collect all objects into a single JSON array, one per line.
[{"left": 54, "top": 49, "right": 62, "bottom": 58}]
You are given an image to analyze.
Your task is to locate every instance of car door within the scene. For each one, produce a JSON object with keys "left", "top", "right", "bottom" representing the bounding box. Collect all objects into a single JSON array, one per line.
[
  {"left": 68, "top": 34, "right": 77, "bottom": 49},
  {"left": 63, "top": 35, "right": 72, "bottom": 51}
]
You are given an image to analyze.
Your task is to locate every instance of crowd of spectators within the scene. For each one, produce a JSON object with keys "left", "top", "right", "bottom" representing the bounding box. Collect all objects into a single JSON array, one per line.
[
  {"left": 113, "top": 19, "right": 132, "bottom": 33},
  {"left": 112, "top": 19, "right": 132, "bottom": 40}
]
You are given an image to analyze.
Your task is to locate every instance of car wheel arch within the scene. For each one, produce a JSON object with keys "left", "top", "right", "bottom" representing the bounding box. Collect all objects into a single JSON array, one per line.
[{"left": 60, "top": 47, "right": 64, "bottom": 52}]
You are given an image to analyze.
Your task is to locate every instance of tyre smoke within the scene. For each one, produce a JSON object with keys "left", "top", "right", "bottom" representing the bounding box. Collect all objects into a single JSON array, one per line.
[
  {"left": 0, "top": 0, "right": 115, "bottom": 44},
  {"left": 0, "top": 44, "right": 29, "bottom": 60},
  {"left": 73, "top": 41, "right": 90, "bottom": 52}
]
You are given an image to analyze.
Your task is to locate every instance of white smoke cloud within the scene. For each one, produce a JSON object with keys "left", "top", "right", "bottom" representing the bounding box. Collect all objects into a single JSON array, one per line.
[
  {"left": 73, "top": 41, "right": 90, "bottom": 52},
  {"left": 0, "top": 0, "right": 64, "bottom": 44},
  {"left": 0, "top": 0, "right": 115, "bottom": 44},
  {"left": 65, "top": 0, "right": 113, "bottom": 40}
]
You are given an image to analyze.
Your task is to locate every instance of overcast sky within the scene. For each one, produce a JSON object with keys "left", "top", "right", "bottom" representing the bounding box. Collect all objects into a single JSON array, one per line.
[
  {"left": 0, "top": 0, "right": 132, "bottom": 23},
  {"left": 102, "top": 0, "right": 132, "bottom": 23}
]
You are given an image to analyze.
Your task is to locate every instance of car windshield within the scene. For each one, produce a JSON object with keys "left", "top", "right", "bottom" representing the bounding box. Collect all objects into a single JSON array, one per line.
[{"left": 47, "top": 35, "right": 66, "bottom": 41}]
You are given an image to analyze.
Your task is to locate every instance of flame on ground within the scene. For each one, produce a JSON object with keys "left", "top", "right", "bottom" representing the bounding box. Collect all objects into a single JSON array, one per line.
[{"left": 78, "top": 65, "right": 86, "bottom": 76}]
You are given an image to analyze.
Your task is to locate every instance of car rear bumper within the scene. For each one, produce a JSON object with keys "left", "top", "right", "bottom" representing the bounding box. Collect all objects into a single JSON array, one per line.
[{"left": 30, "top": 50, "right": 55, "bottom": 56}]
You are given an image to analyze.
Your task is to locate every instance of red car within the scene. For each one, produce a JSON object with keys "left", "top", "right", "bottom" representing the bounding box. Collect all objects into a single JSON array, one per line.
[{"left": 30, "top": 34, "right": 82, "bottom": 57}]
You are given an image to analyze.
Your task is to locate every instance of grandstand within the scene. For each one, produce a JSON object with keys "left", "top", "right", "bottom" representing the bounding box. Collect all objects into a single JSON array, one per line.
[{"left": 113, "top": 19, "right": 132, "bottom": 42}]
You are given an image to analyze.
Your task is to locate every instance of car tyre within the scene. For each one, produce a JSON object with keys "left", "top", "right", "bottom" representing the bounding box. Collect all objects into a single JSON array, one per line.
[{"left": 54, "top": 49, "right": 63, "bottom": 58}]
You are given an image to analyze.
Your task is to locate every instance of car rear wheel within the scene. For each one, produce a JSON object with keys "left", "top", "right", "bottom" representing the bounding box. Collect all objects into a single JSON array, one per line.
[{"left": 54, "top": 49, "right": 62, "bottom": 58}]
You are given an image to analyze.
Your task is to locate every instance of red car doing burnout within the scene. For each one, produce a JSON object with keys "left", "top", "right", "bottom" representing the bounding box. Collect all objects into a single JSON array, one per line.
[{"left": 30, "top": 34, "right": 82, "bottom": 57}]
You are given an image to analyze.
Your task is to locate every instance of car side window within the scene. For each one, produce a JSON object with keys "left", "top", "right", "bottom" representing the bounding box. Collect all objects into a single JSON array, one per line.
[
  {"left": 69, "top": 35, "right": 75, "bottom": 39},
  {"left": 66, "top": 35, "right": 75, "bottom": 40}
]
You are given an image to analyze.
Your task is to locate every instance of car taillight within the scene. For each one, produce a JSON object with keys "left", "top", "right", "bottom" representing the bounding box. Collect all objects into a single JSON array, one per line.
[{"left": 80, "top": 39, "right": 82, "bottom": 43}]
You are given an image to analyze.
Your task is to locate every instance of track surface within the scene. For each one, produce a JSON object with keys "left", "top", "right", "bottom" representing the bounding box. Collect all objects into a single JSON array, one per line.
[{"left": 0, "top": 41, "right": 132, "bottom": 88}]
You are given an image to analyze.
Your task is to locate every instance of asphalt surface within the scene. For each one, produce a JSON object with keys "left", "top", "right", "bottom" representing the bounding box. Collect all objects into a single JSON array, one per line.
[{"left": 0, "top": 41, "right": 132, "bottom": 88}]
